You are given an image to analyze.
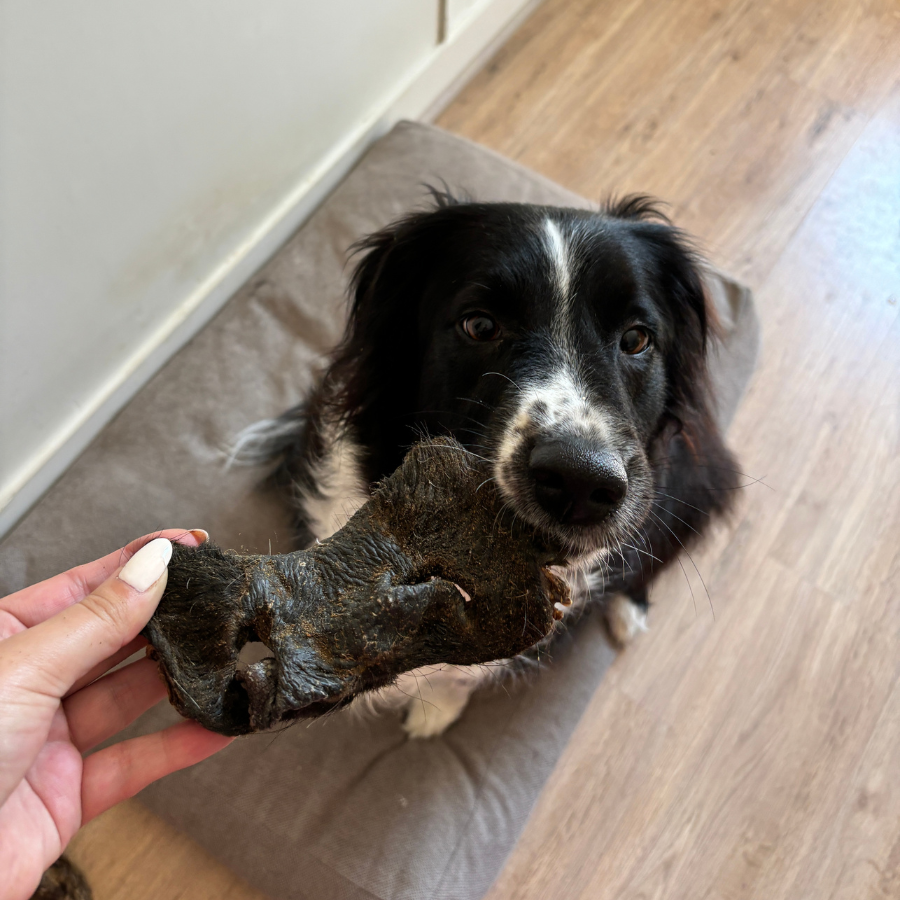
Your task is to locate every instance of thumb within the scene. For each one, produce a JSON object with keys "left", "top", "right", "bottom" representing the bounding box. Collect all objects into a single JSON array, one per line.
[
  {"left": 0, "top": 538, "right": 173, "bottom": 700},
  {"left": 0, "top": 538, "right": 173, "bottom": 808}
]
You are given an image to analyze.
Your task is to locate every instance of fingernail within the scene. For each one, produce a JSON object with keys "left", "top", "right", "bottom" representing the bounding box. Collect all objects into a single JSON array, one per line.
[
  {"left": 119, "top": 538, "right": 173, "bottom": 592},
  {"left": 189, "top": 529, "right": 210, "bottom": 544}
]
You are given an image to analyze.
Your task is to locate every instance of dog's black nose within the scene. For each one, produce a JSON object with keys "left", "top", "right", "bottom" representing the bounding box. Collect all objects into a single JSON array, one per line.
[{"left": 529, "top": 440, "right": 628, "bottom": 525}]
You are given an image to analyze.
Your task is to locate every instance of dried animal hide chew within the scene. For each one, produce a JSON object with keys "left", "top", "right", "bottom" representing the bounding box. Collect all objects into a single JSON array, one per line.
[
  {"left": 30, "top": 856, "right": 92, "bottom": 900},
  {"left": 144, "top": 439, "right": 570, "bottom": 736}
]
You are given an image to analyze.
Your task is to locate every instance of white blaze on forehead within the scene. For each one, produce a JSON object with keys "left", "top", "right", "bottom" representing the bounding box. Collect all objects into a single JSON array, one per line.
[
  {"left": 543, "top": 217, "right": 572, "bottom": 302},
  {"left": 543, "top": 217, "right": 579, "bottom": 349}
]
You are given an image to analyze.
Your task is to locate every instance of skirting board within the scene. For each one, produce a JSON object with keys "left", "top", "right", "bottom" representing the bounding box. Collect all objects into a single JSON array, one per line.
[{"left": 0, "top": 0, "right": 543, "bottom": 542}]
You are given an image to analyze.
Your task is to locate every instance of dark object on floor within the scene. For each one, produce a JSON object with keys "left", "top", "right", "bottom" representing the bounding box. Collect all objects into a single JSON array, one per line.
[
  {"left": 144, "top": 439, "right": 569, "bottom": 735},
  {"left": 30, "top": 857, "right": 92, "bottom": 900}
]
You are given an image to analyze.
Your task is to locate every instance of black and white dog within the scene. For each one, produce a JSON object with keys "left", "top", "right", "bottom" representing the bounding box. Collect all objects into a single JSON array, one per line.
[{"left": 238, "top": 192, "right": 738, "bottom": 736}]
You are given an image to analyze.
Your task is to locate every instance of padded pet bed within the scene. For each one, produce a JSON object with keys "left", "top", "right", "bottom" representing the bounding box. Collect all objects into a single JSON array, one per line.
[{"left": 0, "top": 121, "right": 759, "bottom": 900}]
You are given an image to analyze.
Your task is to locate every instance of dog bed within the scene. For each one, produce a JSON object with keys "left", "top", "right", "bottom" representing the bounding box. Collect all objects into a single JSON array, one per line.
[{"left": 0, "top": 121, "right": 759, "bottom": 900}]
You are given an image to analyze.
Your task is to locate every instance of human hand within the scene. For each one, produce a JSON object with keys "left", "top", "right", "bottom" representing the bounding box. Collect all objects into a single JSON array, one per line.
[{"left": 0, "top": 530, "right": 234, "bottom": 900}]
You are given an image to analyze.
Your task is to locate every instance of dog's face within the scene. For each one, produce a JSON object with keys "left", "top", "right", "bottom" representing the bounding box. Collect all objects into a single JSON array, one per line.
[{"left": 335, "top": 198, "right": 710, "bottom": 564}]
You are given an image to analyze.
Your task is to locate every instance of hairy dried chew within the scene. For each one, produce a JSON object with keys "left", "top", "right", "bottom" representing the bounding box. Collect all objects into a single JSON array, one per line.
[
  {"left": 143, "top": 439, "right": 570, "bottom": 735},
  {"left": 31, "top": 857, "right": 92, "bottom": 900}
]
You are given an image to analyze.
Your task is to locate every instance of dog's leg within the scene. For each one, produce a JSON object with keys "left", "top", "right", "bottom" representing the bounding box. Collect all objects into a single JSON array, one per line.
[{"left": 604, "top": 588, "right": 649, "bottom": 647}]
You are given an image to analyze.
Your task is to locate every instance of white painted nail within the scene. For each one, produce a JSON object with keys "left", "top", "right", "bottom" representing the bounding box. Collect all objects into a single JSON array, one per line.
[{"left": 119, "top": 538, "right": 173, "bottom": 592}]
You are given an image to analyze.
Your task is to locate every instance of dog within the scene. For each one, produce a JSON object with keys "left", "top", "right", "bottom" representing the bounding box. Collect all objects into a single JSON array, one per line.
[{"left": 235, "top": 191, "right": 739, "bottom": 737}]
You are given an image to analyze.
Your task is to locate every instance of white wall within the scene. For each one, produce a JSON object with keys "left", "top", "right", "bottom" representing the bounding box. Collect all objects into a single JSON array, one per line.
[
  {"left": 447, "top": 0, "right": 491, "bottom": 37},
  {"left": 0, "top": 0, "right": 541, "bottom": 537}
]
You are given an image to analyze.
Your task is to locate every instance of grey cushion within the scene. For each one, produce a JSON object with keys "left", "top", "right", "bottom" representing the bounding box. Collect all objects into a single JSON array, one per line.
[{"left": 0, "top": 121, "right": 759, "bottom": 900}]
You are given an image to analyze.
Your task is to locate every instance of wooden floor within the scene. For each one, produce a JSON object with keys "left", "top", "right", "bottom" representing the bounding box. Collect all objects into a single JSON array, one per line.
[{"left": 70, "top": 0, "right": 900, "bottom": 897}]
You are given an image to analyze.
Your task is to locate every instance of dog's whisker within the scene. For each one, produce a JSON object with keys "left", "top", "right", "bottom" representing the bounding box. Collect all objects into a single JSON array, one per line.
[
  {"left": 647, "top": 507, "right": 714, "bottom": 621},
  {"left": 648, "top": 511, "right": 698, "bottom": 618},
  {"left": 453, "top": 427, "right": 491, "bottom": 442},
  {"left": 651, "top": 459, "right": 773, "bottom": 489},
  {"left": 650, "top": 502, "right": 702, "bottom": 537},
  {"left": 416, "top": 440, "right": 493, "bottom": 466},
  {"left": 621, "top": 541, "right": 662, "bottom": 564},
  {"left": 635, "top": 527, "right": 657, "bottom": 575},
  {"left": 454, "top": 396, "right": 496, "bottom": 411},
  {"left": 653, "top": 490, "right": 710, "bottom": 515},
  {"left": 402, "top": 407, "right": 488, "bottom": 429},
  {"left": 482, "top": 371, "right": 523, "bottom": 391}
]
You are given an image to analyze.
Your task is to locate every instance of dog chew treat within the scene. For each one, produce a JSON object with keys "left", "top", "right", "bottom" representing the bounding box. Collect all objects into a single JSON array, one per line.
[{"left": 143, "top": 439, "right": 570, "bottom": 736}]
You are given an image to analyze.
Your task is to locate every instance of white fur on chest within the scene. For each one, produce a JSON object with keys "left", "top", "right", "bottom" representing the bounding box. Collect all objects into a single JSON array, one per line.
[{"left": 302, "top": 433, "right": 369, "bottom": 540}]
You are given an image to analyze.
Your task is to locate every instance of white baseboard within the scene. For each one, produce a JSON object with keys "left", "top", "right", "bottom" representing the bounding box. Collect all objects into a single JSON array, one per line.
[
  {"left": 0, "top": 0, "right": 542, "bottom": 540},
  {"left": 414, "top": 0, "right": 544, "bottom": 123}
]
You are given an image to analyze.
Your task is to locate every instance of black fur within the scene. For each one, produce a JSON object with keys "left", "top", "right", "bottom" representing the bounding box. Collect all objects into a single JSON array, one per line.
[{"left": 256, "top": 193, "right": 738, "bottom": 615}]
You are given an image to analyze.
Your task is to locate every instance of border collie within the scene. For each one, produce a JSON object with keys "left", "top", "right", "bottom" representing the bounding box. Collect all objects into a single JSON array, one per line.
[{"left": 237, "top": 192, "right": 738, "bottom": 737}]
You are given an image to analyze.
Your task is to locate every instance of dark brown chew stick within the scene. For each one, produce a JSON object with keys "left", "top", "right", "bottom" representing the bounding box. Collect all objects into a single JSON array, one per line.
[
  {"left": 30, "top": 856, "right": 93, "bottom": 900},
  {"left": 143, "top": 439, "right": 570, "bottom": 736}
]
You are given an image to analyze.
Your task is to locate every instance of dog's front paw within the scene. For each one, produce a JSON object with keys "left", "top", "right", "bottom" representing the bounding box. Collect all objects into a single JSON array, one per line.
[
  {"left": 397, "top": 667, "right": 477, "bottom": 738},
  {"left": 604, "top": 593, "right": 649, "bottom": 647},
  {"left": 403, "top": 695, "right": 469, "bottom": 738}
]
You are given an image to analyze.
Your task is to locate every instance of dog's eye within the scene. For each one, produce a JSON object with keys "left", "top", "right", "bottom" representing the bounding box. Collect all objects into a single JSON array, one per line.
[
  {"left": 620, "top": 327, "right": 651, "bottom": 355},
  {"left": 460, "top": 313, "right": 501, "bottom": 342}
]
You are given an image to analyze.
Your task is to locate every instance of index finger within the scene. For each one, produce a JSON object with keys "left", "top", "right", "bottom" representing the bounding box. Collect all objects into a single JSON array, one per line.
[{"left": 0, "top": 529, "right": 207, "bottom": 629}]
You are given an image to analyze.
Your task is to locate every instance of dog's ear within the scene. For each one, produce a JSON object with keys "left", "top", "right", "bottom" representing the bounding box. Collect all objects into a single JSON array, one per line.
[
  {"left": 629, "top": 221, "right": 715, "bottom": 422},
  {"left": 622, "top": 218, "right": 740, "bottom": 518},
  {"left": 605, "top": 194, "right": 714, "bottom": 417},
  {"left": 324, "top": 209, "right": 449, "bottom": 473},
  {"left": 604, "top": 193, "right": 671, "bottom": 224}
]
